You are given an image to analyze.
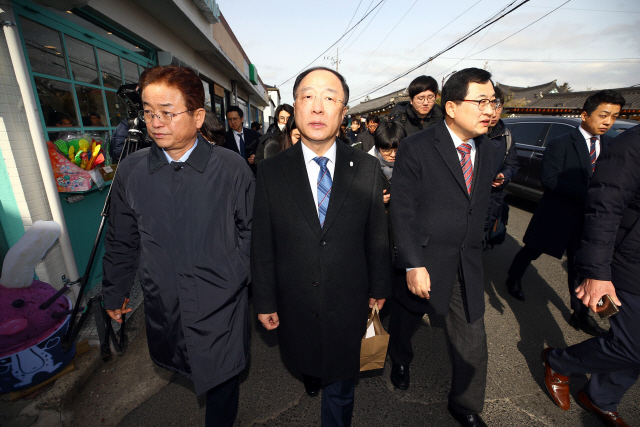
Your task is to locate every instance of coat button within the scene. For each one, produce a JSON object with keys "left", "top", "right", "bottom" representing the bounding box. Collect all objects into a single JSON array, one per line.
[
  {"left": 312, "top": 312, "right": 318, "bottom": 317},
  {"left": 312, "top": 281, "right": 319, "bottom": 287},
  {"left": 469, "top": 209, "right": 473, "bottom": 215},
  {"left": 461, "top": 245, "right": 466, "bottom": 251},
  {"left": 174, "top": 165, "right": 181, "bottom": 171},
  {"left": 320, "top": 240, "right": 326, "bottom": 246}
]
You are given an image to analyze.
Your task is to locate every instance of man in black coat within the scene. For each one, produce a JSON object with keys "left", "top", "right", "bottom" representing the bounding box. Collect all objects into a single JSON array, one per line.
[
  {"left": 223, "top": 105, "right": 261, "bottom": 174},
  {"left": 542, "top": 125, "right": 640, "bottom": 427},
  {"left": 103, "top": 66, "right": 254, "bottom": 427},
  {"left": 251, "top": 67, "right": 392, "bottom": 427},
  {"left": 356, "top": 114, "right": 380, "bottom": 152},
  {"left": 389, "top": 75, "right": 443, "bottom": 138},
  {"left": 505, "top": 90, "right": 626, "bottom": 336},
  {"left": 389, "top": 68, "right": 498, "bottom": 427}
]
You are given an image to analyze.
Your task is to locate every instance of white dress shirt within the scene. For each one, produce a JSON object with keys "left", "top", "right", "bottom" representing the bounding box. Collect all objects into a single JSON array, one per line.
[
  {"left": 578, "top": 125, "right": 600, "bottom": 159},
  {"left": 162, "top": 139, "right": 198, "bottom": 163},
  {"left": 301, "top": 140, "right": 337, "bottom": 216},
  {"left": 233, "top": 129, "right": 245, "bottom": 153}
]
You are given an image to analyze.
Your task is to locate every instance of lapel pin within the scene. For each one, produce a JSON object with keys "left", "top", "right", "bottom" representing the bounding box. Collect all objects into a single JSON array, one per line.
[{"left": 350, "top": 161, "right": 353, "bottom": 167}]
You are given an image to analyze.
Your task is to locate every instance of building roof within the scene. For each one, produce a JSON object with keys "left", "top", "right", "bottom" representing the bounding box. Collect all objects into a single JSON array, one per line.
[
  {"left": 347, "top": 88, "right": 409, "bottom": 116},
  {"left": 496, "top": 80, "right": 560, "bottom": 104},
  {"left": 524, "top": 86, "right": 640, "bottom": 109}
]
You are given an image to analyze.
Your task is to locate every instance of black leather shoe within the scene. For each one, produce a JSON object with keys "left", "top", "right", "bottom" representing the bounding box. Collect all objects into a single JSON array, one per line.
[
  {"left": 390, "top": 363, "right": 410, "bottom": 390},
  {"left": 569, "top": 312, "right": 607, "bottom": 336},
  {"left": 302, "top": 374, "right": 321, "bottom": 397},
  {"left": 506, "top": 276, "right": 525, "bottom": 301},
  {"left": 447, "top": 404, "right": 487, "bottom": 427}
]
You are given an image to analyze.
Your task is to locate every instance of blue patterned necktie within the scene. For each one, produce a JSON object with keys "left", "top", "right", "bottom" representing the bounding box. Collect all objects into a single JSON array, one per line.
[
  {"left": 313, "top": 157, "right": 332, "bottom": 228},
  {"left": 457, "top": 143, "right": 473, "bottom": 194},
  {"left": 589, "top": 136, "right": 597, "bottom": 173}
]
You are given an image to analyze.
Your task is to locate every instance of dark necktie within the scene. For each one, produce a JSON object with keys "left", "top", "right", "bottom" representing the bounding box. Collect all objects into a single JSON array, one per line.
[
  {"left": 313, "top": 157, "right": 332, "bottom": 228},
  {"left": 238, "top": 132, "right": 246, "bottom": 159},
  {"left": 457, "top": 143, "right": 473, "bottom": 195},
  {"left": 589, "top": 136, "right": 598, "bottom": 173}
]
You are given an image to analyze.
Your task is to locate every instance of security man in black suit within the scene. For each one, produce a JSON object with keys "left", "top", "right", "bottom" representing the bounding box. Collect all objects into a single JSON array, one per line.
[
  {"left": 389, "top": 68, "right": 498, "bottom": 427},
  {"left": 505, "top": 90, "right": 626, "bottom": 337},
  {"left": 223, "top": 106, "right": 261, "bottom": 174},
  {"left": 542, "top": 124, "right": 640, "bottom": 427}
]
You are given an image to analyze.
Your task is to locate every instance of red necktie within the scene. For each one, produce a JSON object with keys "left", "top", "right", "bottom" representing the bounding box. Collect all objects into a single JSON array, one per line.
[
  {"left": 457, "top": 143, "right": 473, "bottom": 194},
  {"left": 589, "top": 136, "right": 597, "bottom": 173}
]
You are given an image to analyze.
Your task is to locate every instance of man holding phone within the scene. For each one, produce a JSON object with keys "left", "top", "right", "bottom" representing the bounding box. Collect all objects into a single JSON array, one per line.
[{"left": 542, "top": 125, "right": 640, "bottom": 426}]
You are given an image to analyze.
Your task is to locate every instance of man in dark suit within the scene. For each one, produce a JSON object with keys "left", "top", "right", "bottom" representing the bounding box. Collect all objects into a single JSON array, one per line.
[
  {"left": 389, "top": 68, "right": 498, "bottom": 427},
  {"left": 223, "top": 106, "right": 261, "bottom": 174},
  {"left": 542, "top": 124, "right": 640, "bottom": 427},
  {"left": 251, "top": 67, "right": 392, "bottom": 427},
  {"left": 505, "top": 90, "right": 626, "bottom": 336}
]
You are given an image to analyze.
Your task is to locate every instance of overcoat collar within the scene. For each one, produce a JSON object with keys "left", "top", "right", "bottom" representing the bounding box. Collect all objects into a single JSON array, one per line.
[
  {"left": 433, "top": 119, "right": 486, "bottom": 201},
  {"left": 282, "top": 141, "right": 358, "bottom": 238},
  {"left": 149, "top": 134, "right": 211, "bottom": 173}
]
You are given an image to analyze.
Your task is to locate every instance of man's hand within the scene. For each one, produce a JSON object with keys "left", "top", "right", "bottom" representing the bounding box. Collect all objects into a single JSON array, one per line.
[
  {"left": 576, "top": 278, "right": 622, "bottom": 313},
  {"left": 248, "top": 154, "right": 256, "bottom": 165},
  {"left": 492, "top": 173, "right": 505, "bottom": 188},
  {"left": 258, "top": 312, "right": 280, "bottom": 330},
  {"left": 106, "top": 298, "right": 132, "bottom": 324},
  {"left": 383, "top": 189, "right": 390, "bottom": 204},
  {"left": 369, "top": 298, "right": 386, "bottom": 310},
  {"left": 406, "top": 267, "right": 431, "bottom": 299}
]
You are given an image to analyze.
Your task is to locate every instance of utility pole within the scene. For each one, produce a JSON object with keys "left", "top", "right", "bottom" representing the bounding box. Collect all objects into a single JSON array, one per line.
[{"left": 324, "top": 48, "right": 341, "bottom": 71}]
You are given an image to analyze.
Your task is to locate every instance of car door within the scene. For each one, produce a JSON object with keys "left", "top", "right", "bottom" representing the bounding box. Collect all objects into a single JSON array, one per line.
[
  {"left": 508, "top": 122, "right": 548, "bottom": 198},
  {"left": 527, "top": 123, "right": 576, "bottom": 192}
]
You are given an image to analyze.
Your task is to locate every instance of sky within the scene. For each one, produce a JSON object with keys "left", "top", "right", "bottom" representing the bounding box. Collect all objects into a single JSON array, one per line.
[{"left": 220, "top": 0, "right": 640, "bottom": 108}]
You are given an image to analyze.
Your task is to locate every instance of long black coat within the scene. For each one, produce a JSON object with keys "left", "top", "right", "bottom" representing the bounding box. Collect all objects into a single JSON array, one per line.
[
  {"left": 523, "top": 127, "right": 610, "bottom": 258},
  {"left": 251, "top": 141, "right": 393, "bottom": 384},
  {"left": 576, "top": 125, "right": 640, "bottom": 296},
  {"left": 102, "top": 136, "right": 255, "bottom": 395},
  {"left": 391, "top": 120, "right": 496, "bottom": 323},
  {"left": 223, "top": 127, "right": 261, "bottom": 174}
]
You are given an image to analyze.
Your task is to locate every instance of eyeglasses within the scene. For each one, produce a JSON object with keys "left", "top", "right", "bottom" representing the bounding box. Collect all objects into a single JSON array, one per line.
[
  {"left": 139, "top": 109, "right": 191, "bottom": 125},
  {"left": 379, "top": 148, "right": 397, "bottom": 155},
  {"left": 278, "top": 116, "right": 289, "bottom": 123},
  {"left": 459, "top": 99, "right": 501, "bottom": 111},
  {"left": 414, "top": 95, "right": 436, "bottom": 105},
  {"left": 296, "top": 93, "right": 345, "bottom": 107}
]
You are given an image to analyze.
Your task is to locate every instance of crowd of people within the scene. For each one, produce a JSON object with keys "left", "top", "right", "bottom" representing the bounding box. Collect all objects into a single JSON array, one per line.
[{"left": 101, "top": 64, "right": 638, "bottom": 427}]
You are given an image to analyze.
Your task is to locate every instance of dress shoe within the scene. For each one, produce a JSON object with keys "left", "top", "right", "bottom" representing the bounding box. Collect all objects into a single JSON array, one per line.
[
  {"left": 302, "top": 374, "right": 321, "bottom": 397},
  {"left": 578, "top": 391, "right": 631, "bottom": 427},
  {"left": 390, "top": 363, "right": 410, "bottom": 390},
  {"left": 542, "top": 348, "right": 570, "bottom": 410},
  {"left": 505, "top": 276, "right": 525, "bottom": 301},
  {"left": 447, "top": 404, "right": 487, "bottom": 427},
  {"left": 569, "top": 312, "right": 607, "bottom": 336}
]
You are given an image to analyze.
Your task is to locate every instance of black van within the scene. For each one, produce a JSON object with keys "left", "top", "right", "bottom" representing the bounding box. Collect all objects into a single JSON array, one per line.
[{"left": 503, "top": 116, "right": 637, "bottom": 202}]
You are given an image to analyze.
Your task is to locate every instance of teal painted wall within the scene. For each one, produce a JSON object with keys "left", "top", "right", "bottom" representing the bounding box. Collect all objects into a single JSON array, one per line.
[{"left": 0, "top": 145, "right": 25, "bottom": 248}]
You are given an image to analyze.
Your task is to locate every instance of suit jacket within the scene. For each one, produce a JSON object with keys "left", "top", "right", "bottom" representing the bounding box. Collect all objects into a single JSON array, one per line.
[
  {"left": 523, "top": 127, "right": 611, "bottom": 258},
  {"left": 576, "top": 124, "right": 640, "bottom": 296},
  {"left": 391, "top": 120, "right": 497, "bottom": 323},
  {"left": 251, "top": 141, "right": 393, "bottom": 384},
  {"left": 223, "top": 127, "right": 261, "bottom": 174}
]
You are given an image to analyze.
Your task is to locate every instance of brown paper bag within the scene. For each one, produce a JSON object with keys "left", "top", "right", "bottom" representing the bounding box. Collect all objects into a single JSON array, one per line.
[{"left": 360, "top": 304, "right": 390, "bottom": 371}]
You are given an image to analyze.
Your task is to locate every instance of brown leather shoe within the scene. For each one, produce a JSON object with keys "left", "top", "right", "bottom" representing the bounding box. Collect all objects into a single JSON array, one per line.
[
  {"left": 578, "top": 391, "right": 630, "bottom": 427},
  {"left": 542, "top": 348, "right": 570, "bottom": 410}
]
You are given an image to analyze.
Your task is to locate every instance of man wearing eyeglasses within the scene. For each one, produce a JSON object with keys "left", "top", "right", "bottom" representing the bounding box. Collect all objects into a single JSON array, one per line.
[
  {"left": 389, "top": 75, "right": 443, "bottom": 137},
  {"left": 251, "top": 66, "right": 392, "bottom": 427},
  {"left": 390, "top": 68, "right": 498, "bottom": 427},
  {"left": 223, "top": 105, "right": 261, "bottom": 174}
]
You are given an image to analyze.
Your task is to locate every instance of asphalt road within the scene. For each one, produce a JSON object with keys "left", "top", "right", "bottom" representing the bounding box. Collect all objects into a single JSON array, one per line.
[{"left": 110, "top": 197, "right": 639, "bottom": 427}]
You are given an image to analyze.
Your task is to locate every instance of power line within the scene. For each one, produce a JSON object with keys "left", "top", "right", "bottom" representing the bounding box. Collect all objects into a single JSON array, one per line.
[
  {"left": 340, "top": 0, "right": 363, "bottom": 38},
  {"left": 436, "top": 20, "right": 497, "bottom": 78},
  {"left": 350, "top": 0, "right": 484, "bottom": 94},
  {"left": 340, "top": 0, "right": 388, "bottom": 55},
  {"left": 277, "top": 0, "right": 385, "bottom": 87},
  {"left": 339, "top": 0, "right": 375, "bottom": 50},
  {"left": 439, "top": 57, "right": 640, "bottom": 63},
  {"left": 351, "top": 0, "right": 530, "bottom": 101}
]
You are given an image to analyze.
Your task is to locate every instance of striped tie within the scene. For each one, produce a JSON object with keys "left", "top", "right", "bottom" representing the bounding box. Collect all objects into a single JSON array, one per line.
[
  {"left": 314, "top": 157, "right": 332, "bottom": 228},
  {"left": 457, "top": 143, "right": 473, "bottom": 195},
  {"left": 589, "top": 136, "right": 597, "bottom": 173}
]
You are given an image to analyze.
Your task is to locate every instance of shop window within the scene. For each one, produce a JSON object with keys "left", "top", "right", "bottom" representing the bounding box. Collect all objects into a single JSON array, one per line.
[
  {"left": 35, "top": 77, "right": 78, "bottom": 127},
  {"left": 122, "top": 59, "right": 140, "bottom": 84},
  {"left": 75, "top": 85, "right": 107, "bottom": 127},
  {"left": 21, "top": 18, "right": 68, "bottom": 79},
  {"left": 97, "top": 49, "right": 122, "bottom": 89},
  {"left": 66, "top": 36, "right": 99, "bottom": 85}
]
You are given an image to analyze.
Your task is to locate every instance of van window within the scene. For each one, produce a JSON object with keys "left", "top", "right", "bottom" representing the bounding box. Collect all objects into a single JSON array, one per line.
[
  {"left": 544, "top": 124, "right": 575, "bottom": 145},
  {"left": 510, "top": 123, "right": 547, "bottom": 147}
]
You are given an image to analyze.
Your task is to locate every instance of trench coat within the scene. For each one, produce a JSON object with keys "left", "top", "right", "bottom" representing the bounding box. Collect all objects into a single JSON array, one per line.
[
  {"left": 251, "top": 141, "right": 393, "bottom": 384},
  {"left": 102, "top": 136, "right": 255, "bottom": 395}
]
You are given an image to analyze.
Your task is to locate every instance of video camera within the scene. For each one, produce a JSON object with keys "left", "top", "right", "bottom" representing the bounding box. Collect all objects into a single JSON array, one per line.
[{"left": 113, "top": 84, "right": 152, "bottom": 161}]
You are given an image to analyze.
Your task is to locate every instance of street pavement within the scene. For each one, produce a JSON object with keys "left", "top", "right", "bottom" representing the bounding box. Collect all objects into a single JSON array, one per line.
[{"left": 99, "top": 197, "right": 639, "bottom": 427}]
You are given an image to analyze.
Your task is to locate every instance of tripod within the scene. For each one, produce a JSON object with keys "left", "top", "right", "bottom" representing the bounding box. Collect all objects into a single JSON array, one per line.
[{"left": 59, "top": 119, "right": 146, "bottom": 358}]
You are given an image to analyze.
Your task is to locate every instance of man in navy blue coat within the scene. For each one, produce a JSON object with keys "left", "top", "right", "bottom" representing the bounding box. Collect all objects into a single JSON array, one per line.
[
  {"left": 542, "top": 124, "right": 640, "bottom": 427},
  {"left": 223, "top": 106, "right": 261, "bottom": 174},
  {"left": 505, "top": 90, "right": 626, "bottom": 336}
]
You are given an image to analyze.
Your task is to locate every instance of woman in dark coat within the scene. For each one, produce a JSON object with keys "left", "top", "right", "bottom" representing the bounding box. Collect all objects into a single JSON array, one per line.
[
  {"left": 255, "top": 104, "right": 293, "bottom": 165},
  {"left": 264, "top": 115, "right": 300, "bottom": 159},
  {"left": 102, "top": 65, "right": 254, "bottom": 426}
]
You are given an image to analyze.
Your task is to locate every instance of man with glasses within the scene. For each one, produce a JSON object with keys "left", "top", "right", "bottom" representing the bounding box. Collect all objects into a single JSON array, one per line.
[
  {"left": 389, "top": 75, "right": 443, "bottom": 137},
  {"left": 223, "top": 105, "right": 261, "bottom": 174},
  {"left": 390, "top": 68, "right": 498, "bottom": 427},
  {"left": 357, "top": 114, "right": 380, "bottom": 152},
  {"left": 252, "top": 66, "right": 392, "bottom": 426}
]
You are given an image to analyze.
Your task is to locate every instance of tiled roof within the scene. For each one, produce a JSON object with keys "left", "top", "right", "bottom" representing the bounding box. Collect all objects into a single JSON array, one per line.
[
  {"left": 496, "top": 80, "right": 559, "bottom": 104},
  {"left": 347, "top": 89, "right": 409, "bottom": 115},
  {"left": 526, "top": 86, "right": 640, "bottom": 109}
]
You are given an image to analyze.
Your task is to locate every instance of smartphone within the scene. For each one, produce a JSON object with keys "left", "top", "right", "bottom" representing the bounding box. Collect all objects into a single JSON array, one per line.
[
  {"left": 596, "top": 294, "right": 619, "bottom": 319},
  {"left": 493, "top": 177, "right": 505, "bottom": 181}
]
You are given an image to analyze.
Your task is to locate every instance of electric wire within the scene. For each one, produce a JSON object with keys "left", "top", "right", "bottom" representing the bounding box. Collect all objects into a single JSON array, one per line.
[{"left": 340, "top": 0, "right": 389, "bottom": 55}]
